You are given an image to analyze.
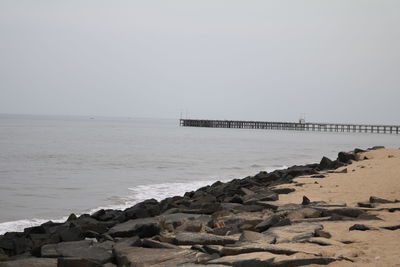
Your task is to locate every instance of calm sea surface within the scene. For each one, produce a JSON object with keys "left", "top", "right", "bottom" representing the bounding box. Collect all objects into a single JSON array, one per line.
[{"left": 0, "top": 114, "right": 399, "bottom": 233}]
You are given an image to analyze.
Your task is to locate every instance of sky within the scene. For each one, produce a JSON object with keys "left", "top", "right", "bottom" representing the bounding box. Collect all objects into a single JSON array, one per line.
[{"left": 0, "top": 1, "right": 399, "bottom": 124}]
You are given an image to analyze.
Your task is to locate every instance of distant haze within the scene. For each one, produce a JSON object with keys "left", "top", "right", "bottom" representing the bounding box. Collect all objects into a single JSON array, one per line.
[{"left": 1, "top": 1, "right": 399, "bottom": 124}]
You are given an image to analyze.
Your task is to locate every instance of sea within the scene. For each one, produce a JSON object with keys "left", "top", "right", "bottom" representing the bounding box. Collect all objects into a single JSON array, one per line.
[{"left": 0, "top": 114, "right": 399, "bottom": 234}]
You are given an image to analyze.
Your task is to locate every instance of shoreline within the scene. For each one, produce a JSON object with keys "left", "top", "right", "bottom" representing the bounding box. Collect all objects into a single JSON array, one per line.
[
  {"left": 1, "top": 146, "right": 399, "bottom": 266},
  {"left": 0, "top": 166, "right": 289, "bottom": 235}
]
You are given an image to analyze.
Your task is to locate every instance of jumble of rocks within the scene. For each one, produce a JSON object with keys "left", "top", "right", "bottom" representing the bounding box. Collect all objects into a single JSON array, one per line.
[{"left": 0, "top": 146, "right": 397, "bottom": 267}]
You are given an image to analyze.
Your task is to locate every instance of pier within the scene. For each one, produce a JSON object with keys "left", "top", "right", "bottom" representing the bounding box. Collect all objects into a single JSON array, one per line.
[{"left": 180, "top": 119, "right": 400, "bottom": 134}]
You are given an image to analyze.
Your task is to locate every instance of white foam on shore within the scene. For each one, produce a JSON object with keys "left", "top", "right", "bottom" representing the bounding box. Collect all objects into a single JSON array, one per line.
[
  {"left": 0, "top": 165, "right": 287, "bottom": 235},
  {"left": 0, "top": 217, "right": 67, "bottom": 235}
]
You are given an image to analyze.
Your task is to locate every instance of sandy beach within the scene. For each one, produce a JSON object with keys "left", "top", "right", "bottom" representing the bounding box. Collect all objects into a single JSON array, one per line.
[{"left": 277, "top": 148, "right": 400, "bottom": 266}]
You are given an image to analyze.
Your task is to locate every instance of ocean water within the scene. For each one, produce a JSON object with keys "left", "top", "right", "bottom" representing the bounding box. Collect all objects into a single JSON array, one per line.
[{"left": 0, "top": 114, "right": 399, "bottom": 234}]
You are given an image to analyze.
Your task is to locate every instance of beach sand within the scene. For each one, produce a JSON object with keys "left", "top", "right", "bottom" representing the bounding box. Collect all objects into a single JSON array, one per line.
[{"left": 276, "top": 148, "right": 400, "bottom": 266}]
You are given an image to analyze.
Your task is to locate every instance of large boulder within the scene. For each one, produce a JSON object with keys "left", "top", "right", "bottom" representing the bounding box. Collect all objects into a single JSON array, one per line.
[
  {"left": 318, "top": 157, "right": 334, "bottom": 170},
  {"left": 238, "top": 230, "right": 276, "bottom": 244},
  {"left": 41, "top": 240, "right": 113, "bottom": 264},
  {"left": 337, "top": 152, "right": 356, "bottom": 163},
  {"left": 114, "top": 247, "right": 205, "bottom": 266},
  {"left": 255, "top": 214, "right": 289, "bottom": 232},
  {"left": 208, "top": 252, "right": 337, "bottom": 266},
  {"left": 0, "top": 258, "right": 57, "bottom": 267},
  {"left": 107, "top": 217, "right": 160, "bottom": 238},
  {"left": 115, "top": 199, "right": 160, "bottom": 222},
  {"left": 172, "top": 232, "right": 238, "bottom": 246},
  {"left": 263, "top": 223, "right": 323, "bottom": 243}
]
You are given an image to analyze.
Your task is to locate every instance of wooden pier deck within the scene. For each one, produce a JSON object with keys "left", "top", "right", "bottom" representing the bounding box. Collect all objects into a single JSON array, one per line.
[{"left": 180, "top": 119, "right": 400, "bottom": 134}]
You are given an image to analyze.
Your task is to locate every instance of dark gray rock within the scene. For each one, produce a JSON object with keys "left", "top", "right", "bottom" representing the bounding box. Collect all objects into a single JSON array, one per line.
[
  {"left": 141, "top": 239, "right": 180, "bottom": 249},
  {"left": 114, "top": 236, "right": 141, "bottom": 250},
  {"left": 162, "top": 213, "right": 211, "bottom": 228},
  {"left": 107, "top": 217, "right": 160, "bottom": 238},
  {"left": 302, "top": 196, "right": 311, "bottom": 205},
  {"left": 338, "top": 152, "right": 356, "bottom": 163},
  {"left": 0, "top": 258, "right": 57, "bottom": 267},
  {"left": 115, "top": 199, "right": 160, "bottom": 222},
  {"left": 357, "top": 202, "right": 377, "bottom": 208},
  {"left": 381, "top": 224, "right": 400, "bottom": 231},
  {"left": 369, "top": 196, "right": 393, "bottom": 204},
  {"left": 255, "top": 214, "right": 288, "bottom": 232},
  {"left": 57, "top": 257, "right": 103, "bottom": 267},
  {"left": 319, "top": 156, "right": 334, "bottom": 170},
  {"left": 41, "top": 240, "right": 112, "bottom": 264},
  {"left": 349, "top": 224, "right": 371, "bottom": 231},
  {"left": 322, "top": 208, "right": 365, "bottom": 218},
  {"left": 270, "top": 188, "right": 295, "bottom": 194}
]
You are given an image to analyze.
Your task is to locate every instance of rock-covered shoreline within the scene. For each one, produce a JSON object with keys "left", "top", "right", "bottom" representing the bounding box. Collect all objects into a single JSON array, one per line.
[{"left": 1, "top": 146, "right": 399, "bottom": 267}]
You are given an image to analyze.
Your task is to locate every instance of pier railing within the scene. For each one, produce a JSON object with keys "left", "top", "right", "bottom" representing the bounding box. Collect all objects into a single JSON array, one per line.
[{"left": 180, "top": 119, "right": 400, "bottom": 134}]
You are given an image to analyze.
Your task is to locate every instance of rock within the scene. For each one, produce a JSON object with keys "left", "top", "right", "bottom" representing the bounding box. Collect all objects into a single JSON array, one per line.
[
  {"left": 263, "top": 223, "right": 324, "bottom": 243},
  {"left": 221, "top": 243, "right": 298, "bottom": 256},
  {"left": 114, "top": 236, "right": 141, "bottom": 250},
  {"left": 255, "top": 201, "right": 301, "bottom": 211},
  {"left": 305, "top": 237, "right": 343, "bottom": 246},
  {"left": 338, "top": 152, "right": 356, "bottom": 163},
  {"left": 369, "top": 146, "right": 385, "bottom": 150},
  {"left": 141, "top": 239, "right": 180, "bottom": 249},
  {"left": 67, "top": 214, "right": 78, "bottom": 221},
  {"left": 322, "top": 208, "right": 365, "bottom": 218},
  {"left": 41, "top": 240, "right": 112, "bottom": 264},
  {"left": 208, "top": 251, "right": 276, "bottom": 265},
  {"left": 255, "top": 214, "right": 288, "bottom": 232},
  {"left": 286, "top": 208, "right": 321, "bottom": 221},
  {"left": 311, "top": 174, "right": 326, "bottom": 178},
  {"left": 369, "top": 196, "right": 393, "bottom": 204},
  {"left": 208, "top": 252, "right": 337, "bottom": 266},
  {"left": 172, "top": 232, "right": 237, "bottom": 246},
  {"left": 238, "top": 230, "right": 276, "bottom": 244},
  {"left": 302, "top": 196, "right": 310, "bottom": 205},
  {"left": 253, "top": 172, "right": 281, "bottom": 183},
  {"left": 314, "top": 229, "right": 332, "bottom": 239},
  {"left": 55, "top": 225, "right": 85, "bottom": 242},
  {"left": 107, "top": 217, "right": 160, "bottom": 238},
  {"left": 175, "top": 220, "right": 204, "bottom": 232},
  {"left": 381, "top": 224, "right": 400, "bottom": 231},
  {"left": 354, "top": 148, "right": 366, "bottom": 153},
  {"left": 57, "top": 258, "right": 103, "bottom": 267},
  {"left": 357, "top": 202, "right": 377, "bottom": 208},
  {"left": 270, "top": 188, "right": 295, "bottom": 194},
  {"left": 0, "top": 258, "right": 57, "bottom": 267},
  {"left": 349, "top": 224, "right": 371, "bottom": 231},
  {"left": 116, "top": 199, "right": 160, "bottom": 222},
  {"left": 114, "top": 247, "right": 204, "bottom": 266},
  {"left": 91, "top": 240, "right": 114, "bottom": 251},
  {"left": 0, "top": 234, "right": 32, "bottom": 256},
  {"left": 161, "top": 213, "right": 211, "bottom": 229},
  {"left": 284, "top": 165, "right": 318, "bottom": 178},
  {"left": 319, "top": 156, "right": 334, "bottom": 170},
  {"left": 0, "top": 248, "right": 8, "bottom": 261},
  {"left": 242, "top": 191, "right": 279, "bottom": 205},
  {"left": 213, "top": 213, "right": 264, "bottom": 234}
]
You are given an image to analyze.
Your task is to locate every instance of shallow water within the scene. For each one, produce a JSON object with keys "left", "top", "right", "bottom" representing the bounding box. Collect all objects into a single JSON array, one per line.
[{"left": 0, "top": 114, "right": 399, "bottom": 233}]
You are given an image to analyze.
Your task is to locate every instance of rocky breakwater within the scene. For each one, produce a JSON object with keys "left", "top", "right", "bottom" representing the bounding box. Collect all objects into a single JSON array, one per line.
[{"left": 1, "top": 146, "right": 398, "bottom": 267}]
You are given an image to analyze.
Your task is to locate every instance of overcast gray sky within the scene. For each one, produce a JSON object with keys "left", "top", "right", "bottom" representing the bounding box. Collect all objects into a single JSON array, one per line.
[{"left": 0, "top": 1, "right": 399, "bottom": 124}]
